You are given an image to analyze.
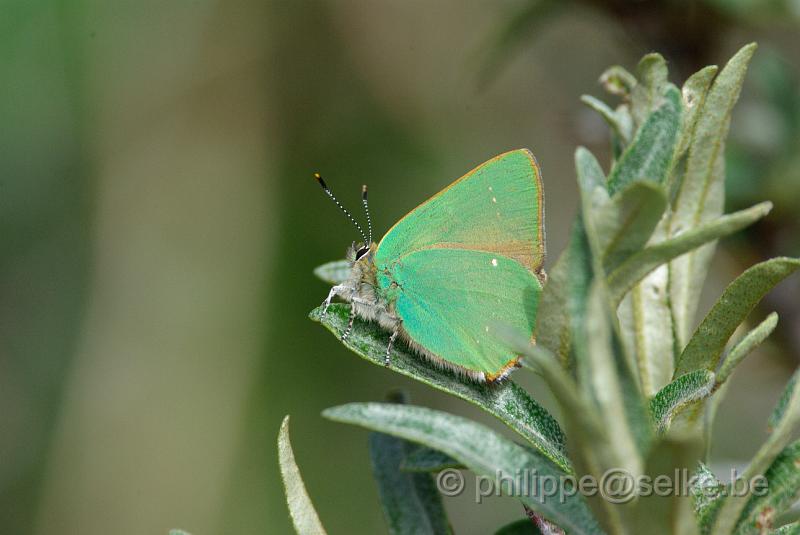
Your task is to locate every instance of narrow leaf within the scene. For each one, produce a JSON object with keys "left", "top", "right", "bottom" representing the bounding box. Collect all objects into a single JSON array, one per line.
[
  {"left": 310, "top": 305, "right": 570, "bottom": 472},
  {"left": 595, "top": 181, "right": 667, "bottom": 271},
  {"left": 278, "top": 416, "right": 328, "bottom": 535},
  {"left": 631, "top": 432, "right": 704, "bottom": 535},
  {"left": 608, "top": 202, "right": 773, "bottom": 304},
  {"left": 581, "top": 95, "right": 632, "bottom": 145},
  {"left": 370, "top": 432, "right": 452, "bottom": 535},
  {"left": 401, "top": 446, "right": 463, "bottom": 472},
  {"left": 693, "top": 462, "right": 725, "bottom": 531},
  {"left": 599, "top": 65, "right": 637, "bottom": 98},
  {"left": 631, "top": 53, "right": 669, "bottom": 126},
  {"left": 733, "top": 440, "right": 800, "bottom": 535},
  {"left": 323, "top": 403, "right": 605, "bottom": 535},
  {"left": 669, "top": 44, "right": 757, "bottom": 349},
  {"left": 650, "top": 371, "right": 716, "bottom": 433},
  {"left": 495, "top": 518, "right": 541, "bottom": 534},
  {"left": 313, "top": 260, "right": 351, "bottom": 285},
  {"left": 716, "top": 313, "right": 779, "bottom": 385},
  {"left": 607, "top": 84, "right": 682, "bottom": 195},
  {"left": 711, "top": 367, "right": 800, "bottom": 535},
  {"left": 675, "top": 257, "right": 800, "bottom": 377},
  {"left": 676, "top": 66, "right": 719, "bottom": 160}
]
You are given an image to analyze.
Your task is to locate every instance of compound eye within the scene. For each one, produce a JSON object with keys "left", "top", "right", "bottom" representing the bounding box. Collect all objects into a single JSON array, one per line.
[{"left": 355, "top": 246, "right": 369, "bottom": 260}]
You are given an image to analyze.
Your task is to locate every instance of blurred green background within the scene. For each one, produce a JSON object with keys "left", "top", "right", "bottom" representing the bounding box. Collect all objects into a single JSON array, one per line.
[{"left": 1, "top": 1, "right": 799, "bottom": 534}]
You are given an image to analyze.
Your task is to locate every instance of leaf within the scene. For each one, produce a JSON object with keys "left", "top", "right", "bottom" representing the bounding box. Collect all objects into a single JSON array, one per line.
[
  {"left": 773, "top": 523, "right": 800, "bottom": 534},
  {"left": 733, "top": 440, "right": 800, "bottom": 535},
  {"left": 607, "top": 202, "right": 773, "bottom": 305},
  {"left": 595, "top": 180, "right": 667, "bottom": 271},
  {"left": 631, "top": 53, "right": 669, "bottom": 126},
  {"left": 693, "top": 462, "right": 725, "bottom": 531},
  {"left": 650, "top": 371, "right": 716, "bottom": 433},
  {"left": 310, "top": 304, "right": 571, "bottom": 472},
  {"left": 534, "top": 218, "right": 593, "bottom": 370},
  {"left": 607, "top": 84, "right": 682, "bottom": 195},
  {"left": 710, "top": 367, "right": 800, "bottom": 535},
  {"left": 369, "top": 432, "right": 453, "bottom": 535},
  {"left": 313, "top": 260, "right": 351, "bottom": 285},
  {"left": 581, "top": 95, "right": 633, "bottom": 145},
  {"left": 278, "top": 416, "right": 328, "bottom": 535},
  {"left": 676, "top": 66, "right": 719, "bottom": 160},
  {"left": 401, "top": 446, "right": 463, "bottom": 472},
  {"left": 669, "top": 43, "right": 757, "bottom": 349},
  {"left": 599, "top": 65, "right": 637, "bottom": 98},
  {"left": 716, "top": 313, "right": 779, "bottom": 385},
  {"left": 675, "top": 257, "right": 800, "bottom": 377},
  {"left": 495, "top": 518, "right": 541, "bottom": 534},
  {"left": 631, "top": 432, "right": 704, "bottom": 535},
  {"left": 323, "top": 403, "right": 605, "bottom": 535}
]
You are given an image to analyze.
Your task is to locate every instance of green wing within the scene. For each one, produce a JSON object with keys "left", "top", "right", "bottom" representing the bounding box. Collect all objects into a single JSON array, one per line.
[
  {"left": 380, "top": 248, "right": 542, "bottom": 380},
  {"left": 375, "top": 149, "right": 544, "bottom": 272}
]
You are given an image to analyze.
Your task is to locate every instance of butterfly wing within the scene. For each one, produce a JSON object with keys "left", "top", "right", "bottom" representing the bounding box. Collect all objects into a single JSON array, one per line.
[
  {"left": 379, "top": 248, "right": 542, "bottom": 380},
  {"left": 375, "top": 149, "right": 544, "bottom": 272}
]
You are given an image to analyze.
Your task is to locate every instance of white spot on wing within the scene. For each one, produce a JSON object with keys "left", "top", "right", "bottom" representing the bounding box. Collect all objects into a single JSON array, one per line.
[
  {"left": 491, "top": 196, "right": 497, "bottom": 203},
  {"left": 488, "top": 186, "right": 493, "bottom": 192},
  {"left": 491, "top": 258, "right": 498, "bottom": 267}
]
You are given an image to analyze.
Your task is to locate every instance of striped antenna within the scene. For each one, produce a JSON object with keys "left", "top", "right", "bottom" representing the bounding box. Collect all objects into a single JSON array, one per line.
[
  {"left": 314, "top": 173, "right": 369, "bottom": 244},
  {"left": 361, "top": 185, "right": 373, "bottom": 244}
]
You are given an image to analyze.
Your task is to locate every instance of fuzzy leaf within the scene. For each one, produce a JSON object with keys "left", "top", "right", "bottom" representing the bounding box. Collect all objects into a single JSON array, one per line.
[
  {"left": 278, "top": 416, "right": 328, "bottom": 535},
  {"left": 369, "top": 432, "right": 453, "bottom": 535},
  {"left": 607, "top": 202, "right": 773, "bottom": 305},
  {"left": 650, "top": 371, "right": 716, "bottom": 434},
  {"left": 733, "top": 440, "right": 800, "bottom": 535},
  {"left": 675, "top": 258, "right": 800, "bottom": 377},
  {"left": 631, "top": 432, "right": 704, "bottom": 535},
  {"left": 711, "top": 368, "right": 800, "bottom": 535},
  {"left": 669, "top": 44, "right": 757, "bottom": 349},
  {"left": 607, "top": 84, "right": 682, "bottom": 195},
  {"left": 595, "top": 180, "right": 667, "bottom": 271},
  {"left": 773, "top": 524, "right": 800, "bottom": 534},
  {"left": 716, "top": 313, "right": 779, "bottom": 386},
  {"left": 693, "top": 462, "right": 725, "bottom": 531},
  {"left": 600, "top": 65, "right": 637, "bottom": 98},
  {"left": 676, "top": 66, "right": 719, "bottom": 160},
  {"left": 581, "top": 95, "right": 633, "bottom": 145},
  {"left": 310, "top": 305, "right": 570, "bottom": 472},
  {"left": 631, "top": 53, "right": 669, "bottom": 126},
  {"left": 401, "top": 446, "right": 463, "bottom": 472},
  {"left": 323, "top": 403, "right": 605, "bottom": 535},
  {"left": 313, "top": 260, "right": 351, "bottom": 285}
]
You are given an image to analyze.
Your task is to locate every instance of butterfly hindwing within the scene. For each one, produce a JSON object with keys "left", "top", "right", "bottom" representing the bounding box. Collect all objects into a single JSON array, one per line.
[
  {"left": 379, "top": 248, "right": 542, "bottom": 379},
  {"left": 375, "top": 149, "right": 544, "bottom": 272}
]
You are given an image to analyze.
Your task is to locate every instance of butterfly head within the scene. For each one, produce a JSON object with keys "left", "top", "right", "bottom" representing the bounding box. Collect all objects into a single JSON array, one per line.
[{"left": 314, "top": 173, "right": 375, "bottom": 260}]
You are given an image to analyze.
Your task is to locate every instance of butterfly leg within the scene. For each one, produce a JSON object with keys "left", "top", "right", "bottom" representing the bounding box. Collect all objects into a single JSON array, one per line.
[
  {"left": 385, "top": 327, "right": 399, "bottom": 367},
  {"left": 321, "top": 284, "right": 350, "bottom": 316},
  {"left": 341, "top": 308, "right": 356, "bottom": 342}
]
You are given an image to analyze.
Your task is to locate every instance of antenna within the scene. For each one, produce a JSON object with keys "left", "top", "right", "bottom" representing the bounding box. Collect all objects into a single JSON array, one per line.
[
  {"left": 361, "top": 185, "right": 373, "bottom": 244},
  {"left": 314, "top": 173, "right": 369, "bottom": 244}
]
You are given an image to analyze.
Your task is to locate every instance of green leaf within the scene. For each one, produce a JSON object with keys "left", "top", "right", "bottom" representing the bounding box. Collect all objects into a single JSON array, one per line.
[
  {"left": 495, "top": 518, "right": 541, "bottom": 534},
  {"left": 607, "top": 202, "right": 773, "bottom": 305},
  {"left": 631, "top": 53, "right": 669, "bottom": 126},
  {"left": 669, "top": 43, "right": 757, "bottom": 349},
  {"left": 631, "top": 432, "right": 704, "bottom": 535},
  {"left": 693, "top": 462, "right": 725, "bottom": 532},
  {"left": 607, "top": 85, "right": 682, "bottom": 195},
  {"left": 595, "top": 181, "right": 667, "bottom": 271},
  {"left": 369, "top": 432, "right": 453, "bottom": 535},
  {"left": 711, "top": 367, "right": 800, "bottom": 535},
  {"left": 733, "top": 440, "right": 800, "bottom": 535},
  {"left": 535, "top": 218, "right": 593, "bottom": 370},
  {"left": 310, "top": 305, "right": 571, "bottom": 472},
  {"left": 323, "top": 403, "right": 605, "bottom": 535},
  {"left": 581, "top": 95, "right": 633, "bottom": 146},
  {"left": 675, "top": 66, "right": 719, "bottom": 160},
  {"left": 772, "top": 523, "right": 800, "bottom": 534},
  {"left": 401, "top": 446, "right": 463, "bottom": 472},
  {"left": 599, "top": 65, "right": 637, "bottom": 98},
  {"left": 313, "top": 260, "right": 351, "bottom": 285},
  {"left": 716, "top": 313, "right": 779, "bottom": 385},
  {"left": 650, "top": 371, "right": 716, "bottom": 434},
  {"left": 675, "top": 257, "right": 800, "bottom": 377},
  {"left": 278, "top": 416, "right": 328, "bottom": 535}
]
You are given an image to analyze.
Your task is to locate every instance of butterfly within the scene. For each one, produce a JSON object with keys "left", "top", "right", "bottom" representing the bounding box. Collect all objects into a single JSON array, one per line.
[{"left": 316, "top": 149, "right": 545, "bottom": 382}]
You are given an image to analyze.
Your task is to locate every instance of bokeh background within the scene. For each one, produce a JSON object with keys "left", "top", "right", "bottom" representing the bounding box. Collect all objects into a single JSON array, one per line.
[{"left": 2, "top": 1, "right": 799, "bottom": 534}]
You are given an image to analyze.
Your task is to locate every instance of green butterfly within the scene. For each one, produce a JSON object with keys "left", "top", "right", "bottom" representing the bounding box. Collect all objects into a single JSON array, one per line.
[{"left": 316, "top": 149, "right": 545, "bottom": 382}]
